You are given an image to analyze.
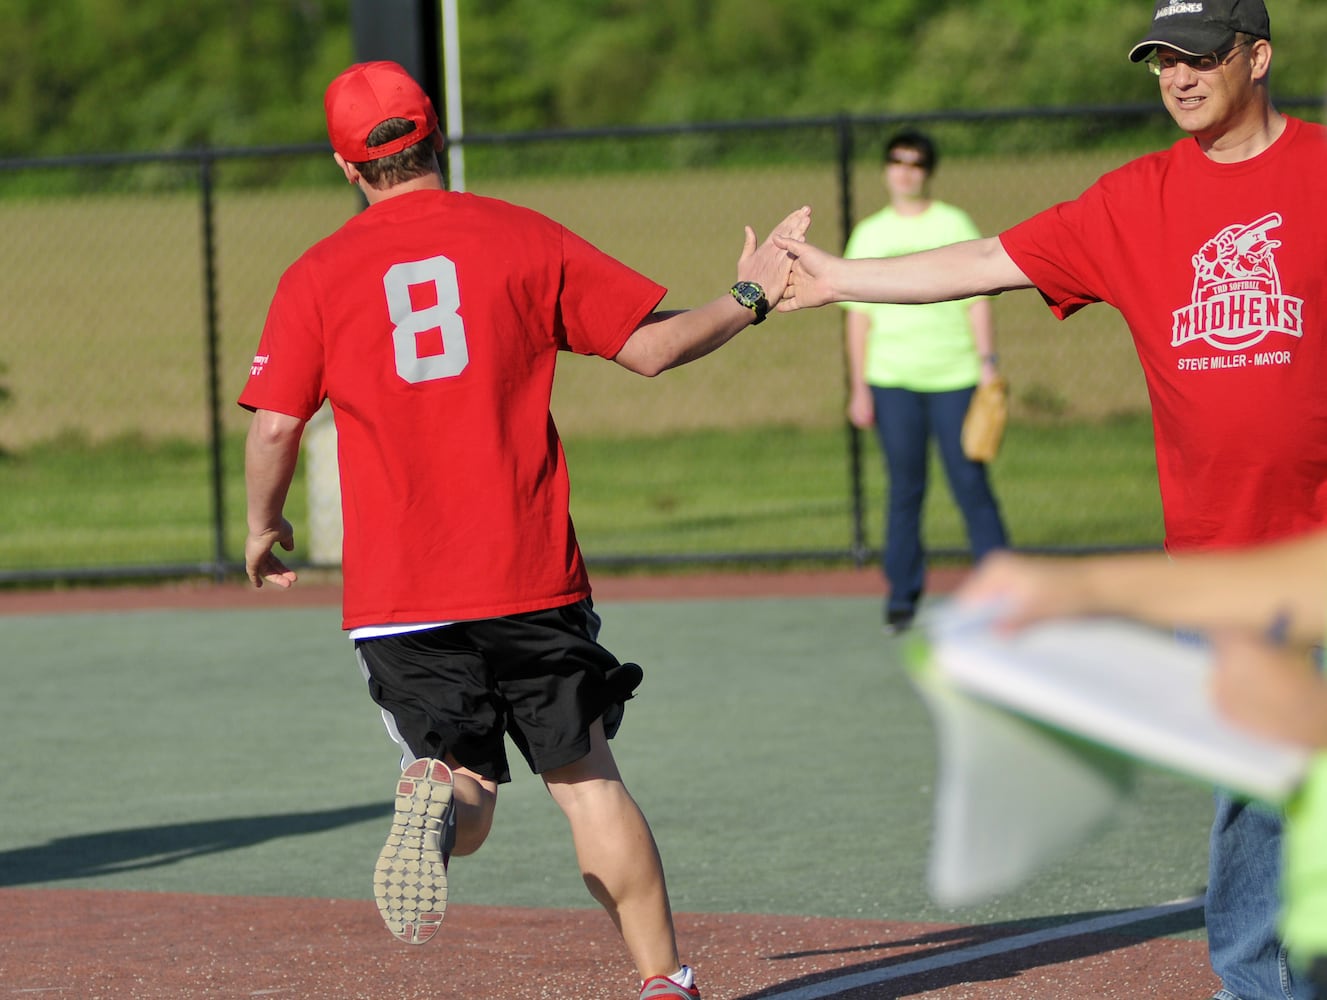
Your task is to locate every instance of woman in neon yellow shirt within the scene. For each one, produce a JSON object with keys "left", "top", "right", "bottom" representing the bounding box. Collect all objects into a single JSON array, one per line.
[{"left": 842, "top": 130, "right": 1008, "bottom": 634}]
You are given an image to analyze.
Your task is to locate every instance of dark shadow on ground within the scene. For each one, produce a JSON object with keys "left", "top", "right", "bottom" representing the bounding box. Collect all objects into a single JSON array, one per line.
[
  {"left": 738, "top": 905, "right": 1207, "bottom": 999},
  {"left": 0, "top": 802, "right": 390, "bottom": 886}
]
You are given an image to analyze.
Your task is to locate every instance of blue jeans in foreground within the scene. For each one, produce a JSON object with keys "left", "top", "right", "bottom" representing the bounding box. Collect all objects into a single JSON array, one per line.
[
  {"left": 1208, "top": 791, "right": 1316, "bottom": 1000},
  {"left": 870, "top": 384, "right": 1007, "bottom": 615}
]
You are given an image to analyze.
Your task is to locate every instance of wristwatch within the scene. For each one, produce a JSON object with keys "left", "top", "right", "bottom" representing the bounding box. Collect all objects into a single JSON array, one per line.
[{"left": 730, "top": 281, "right": 769, "bottom": 325}]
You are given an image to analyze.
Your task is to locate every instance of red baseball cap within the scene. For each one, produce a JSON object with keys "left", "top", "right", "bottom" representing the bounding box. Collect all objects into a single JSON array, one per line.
[{"left": 324, "top": 60, "right": 439, "bottom": 162}]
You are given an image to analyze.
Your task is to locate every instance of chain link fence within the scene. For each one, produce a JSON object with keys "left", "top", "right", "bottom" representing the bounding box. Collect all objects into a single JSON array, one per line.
[{"left": 2, "top": 102, "right": 1321, "bottom": 584}]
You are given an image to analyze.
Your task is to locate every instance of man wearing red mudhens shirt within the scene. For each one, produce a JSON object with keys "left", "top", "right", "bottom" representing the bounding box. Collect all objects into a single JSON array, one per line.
[
  {"left": 774, "top": 1, "right": 1326, "bottom": 998},
  {"left": 240, "top": 59, "right": 809, "bottom": 1000}
]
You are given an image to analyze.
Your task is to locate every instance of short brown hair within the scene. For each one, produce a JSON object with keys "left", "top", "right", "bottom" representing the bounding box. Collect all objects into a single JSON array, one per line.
[
  {"left": 884, "top": 129, "right": 937, "bottom": 173},
  {"left": 354, "top": 118, "right": 440, "bottom": 188}
]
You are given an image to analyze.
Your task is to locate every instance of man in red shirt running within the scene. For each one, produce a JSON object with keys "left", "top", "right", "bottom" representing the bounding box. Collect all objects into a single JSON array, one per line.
[{"left": 241, "top": 59, "right": 809, "bottom": 1000}]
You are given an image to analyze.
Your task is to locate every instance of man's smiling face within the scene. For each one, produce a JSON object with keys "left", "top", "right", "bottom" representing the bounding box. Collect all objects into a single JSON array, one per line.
[{"left": 1154, "top": 39, "right": 1266, "bottom": 144}]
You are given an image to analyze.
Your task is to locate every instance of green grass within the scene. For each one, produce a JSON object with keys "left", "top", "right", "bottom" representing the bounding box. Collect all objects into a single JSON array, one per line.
[
  {"left": 575, "top": 417, "right": 1164, "bottom": 560},
  {"left": 0, "top": 431, "right": 298, "bottom": 572},
  {"left": 0, "top": 417, "right": 1163, "bottom": 577}
]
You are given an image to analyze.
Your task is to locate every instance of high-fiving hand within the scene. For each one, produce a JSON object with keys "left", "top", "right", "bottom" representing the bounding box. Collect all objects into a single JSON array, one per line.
[
  {"left": 736, "top": 206, "right": 811, "bottom": 309},
  {"left": 771, "top": 232, "right": 838, "bottom": 311}
]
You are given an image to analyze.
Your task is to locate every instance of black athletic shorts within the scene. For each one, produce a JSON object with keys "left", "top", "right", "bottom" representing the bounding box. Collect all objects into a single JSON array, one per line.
[{"left": 353, "top": 598, "right": 642, "bottom": 783}]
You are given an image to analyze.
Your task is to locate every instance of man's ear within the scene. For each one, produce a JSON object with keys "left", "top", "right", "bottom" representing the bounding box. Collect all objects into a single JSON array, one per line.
[
  {"left": 333, "top": 152, "right": 360, "bottom": 186},
  {"left": 1248, "top": 38, "right": 1273, "bottom": 82}
]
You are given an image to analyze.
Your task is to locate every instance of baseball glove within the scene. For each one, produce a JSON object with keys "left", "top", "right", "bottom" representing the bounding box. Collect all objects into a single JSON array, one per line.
[{"left": 961, "top": 377, "right": 1009, "bottom": 463}]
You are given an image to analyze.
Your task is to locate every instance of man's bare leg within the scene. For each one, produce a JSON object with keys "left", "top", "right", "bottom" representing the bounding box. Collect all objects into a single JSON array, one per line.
[{"left": 543, "top": 720, "right": 682, "bottom": 980}]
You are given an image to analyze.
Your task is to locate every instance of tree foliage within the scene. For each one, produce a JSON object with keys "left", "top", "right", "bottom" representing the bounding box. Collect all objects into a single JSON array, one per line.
[
  {"left": 1, "top": 0, "right": 1324, "bottom": 157},
  {"left": 0, "top": 0, "right": 350, "bottom": 156}
]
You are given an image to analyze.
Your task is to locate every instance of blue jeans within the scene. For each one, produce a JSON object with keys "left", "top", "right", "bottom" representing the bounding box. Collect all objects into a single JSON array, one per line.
[
  {"left": 870, "top": 384, "right": 1008, "bottom": 615},
  {"left": 1208, "top": 792, "right": 1316, "bottom": 1000}
]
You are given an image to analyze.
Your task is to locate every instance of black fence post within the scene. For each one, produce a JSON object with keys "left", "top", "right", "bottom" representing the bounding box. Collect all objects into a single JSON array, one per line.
[
  {"left": 836, "top": 115, "right": 870, "bottom": 568},
  {"left": 198, "top": 147, "right": 227, "bottom": 582}
]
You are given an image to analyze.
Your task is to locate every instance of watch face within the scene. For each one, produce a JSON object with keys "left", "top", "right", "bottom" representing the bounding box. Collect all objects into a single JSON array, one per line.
[{"left": 732, "top": 281, "right": 762, "bottom": 308}]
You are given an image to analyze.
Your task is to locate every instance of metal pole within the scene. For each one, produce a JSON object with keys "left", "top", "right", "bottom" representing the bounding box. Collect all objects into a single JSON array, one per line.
[
  {"left": 198, "top": 149, "right": 228, "bottom": 581},
  {"left": 441, "top": 0, "right": 466, "bottom": 192}
]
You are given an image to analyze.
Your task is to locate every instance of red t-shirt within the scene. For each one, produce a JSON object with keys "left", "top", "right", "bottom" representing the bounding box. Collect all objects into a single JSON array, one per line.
[
  {"left": 239, "top": 189, "right": 666, "bottom": 628},
  {"left": 1001, "top": 117, "right": 1327, "bottom": 553}
]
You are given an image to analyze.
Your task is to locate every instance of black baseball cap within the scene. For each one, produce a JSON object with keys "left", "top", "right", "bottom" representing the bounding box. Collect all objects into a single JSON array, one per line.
[{"left": 1128, "top": 0, "right": 1271, "bottom": 62}]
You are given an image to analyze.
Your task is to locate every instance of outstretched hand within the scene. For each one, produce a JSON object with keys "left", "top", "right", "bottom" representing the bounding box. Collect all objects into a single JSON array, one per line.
[
  {"left": 736, "top": 206, "right": 811, "bottom": 308},
  {"left": 953, "top": 551, "right": 1094, "bottom": 631},
  {"left": 245, "top": 518, "right": 299, "bottom": 589},
  {"left": 770, "top": 233, "right": 840, "bottom": 312}
]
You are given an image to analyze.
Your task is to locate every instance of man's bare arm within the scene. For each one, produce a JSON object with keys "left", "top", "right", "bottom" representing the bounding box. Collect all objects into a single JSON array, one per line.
[
  {"left": 958, "top": 529, "right": 1327, "bottom": 646},
  {"left": 613, "top": 206, "right": 810, "bottom": 376},
  {"left": 774, "top": 235, "right": 1033, "bottom": 311},
  {"left": 244, "top": 408, "right": 305, "bottom": 589}
]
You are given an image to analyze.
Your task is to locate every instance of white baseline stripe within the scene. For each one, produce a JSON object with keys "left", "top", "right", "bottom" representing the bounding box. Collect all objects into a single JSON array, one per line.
[{"left": 759, "top": 896, "right": 1204, "bottom": 1000}]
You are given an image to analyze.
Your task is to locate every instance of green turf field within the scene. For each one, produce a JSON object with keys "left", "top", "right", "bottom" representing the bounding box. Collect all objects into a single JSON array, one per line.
[{"left": 0, "top": 594, "right": 1212, "bottom": 937}]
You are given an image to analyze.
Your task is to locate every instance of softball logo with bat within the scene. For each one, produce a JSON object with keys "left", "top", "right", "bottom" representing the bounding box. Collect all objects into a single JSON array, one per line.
[{"left": 1172, "top": 213, "right": 1305, "bottom": 353}]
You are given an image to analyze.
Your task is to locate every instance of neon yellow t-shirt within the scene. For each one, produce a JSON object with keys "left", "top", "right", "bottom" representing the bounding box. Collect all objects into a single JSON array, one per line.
[
  {"left": 1283, "top": 752, "right": 1327, "bottom": 969},
  {"left": 842, "top": 201, "right": 984, "bottom": 392}
]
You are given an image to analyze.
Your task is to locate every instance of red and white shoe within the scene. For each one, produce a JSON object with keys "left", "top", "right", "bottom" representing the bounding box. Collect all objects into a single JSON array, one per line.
[
  {"left": 373, "top": 758, "right": 454, "bottom": 945},
  {"left": 639, "top": 973, "right": 702, "bottom": 999}
]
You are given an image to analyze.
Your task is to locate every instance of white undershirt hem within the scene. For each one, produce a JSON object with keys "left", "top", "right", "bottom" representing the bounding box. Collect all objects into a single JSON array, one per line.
[{"left": 349, "top": 621, "right": 454, "bottom": 641}]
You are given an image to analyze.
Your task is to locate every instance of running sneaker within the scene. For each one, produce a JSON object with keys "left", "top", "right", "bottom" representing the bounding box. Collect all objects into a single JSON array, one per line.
[
  {"left": 373, "top": 757, "right": 454, "bottom": 945},
  {"left": 639, "top": 974, "right": 702, "bottom": 999}
]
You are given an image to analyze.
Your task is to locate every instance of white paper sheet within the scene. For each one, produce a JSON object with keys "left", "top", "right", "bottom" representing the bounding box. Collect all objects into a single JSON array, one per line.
[{"left": 909, "top": 603, "right": 1312, "bottom": 905}]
